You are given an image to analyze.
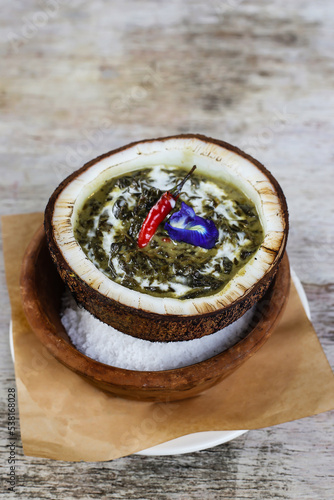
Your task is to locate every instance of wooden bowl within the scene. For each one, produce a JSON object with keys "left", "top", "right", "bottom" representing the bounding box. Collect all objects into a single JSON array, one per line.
[{"left": 20, "top": 226, "right": 290, "bottom": 402}]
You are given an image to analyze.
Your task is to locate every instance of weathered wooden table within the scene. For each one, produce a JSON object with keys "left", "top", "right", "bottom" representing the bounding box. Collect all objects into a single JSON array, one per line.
[{"left": 1, "top": 1, "right": 333, "bottom": 498}]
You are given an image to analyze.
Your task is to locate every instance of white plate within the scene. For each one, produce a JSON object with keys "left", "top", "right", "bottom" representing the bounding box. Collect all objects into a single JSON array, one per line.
[{"left": 10, "top": 270, "right": 310, "bottom": 456}]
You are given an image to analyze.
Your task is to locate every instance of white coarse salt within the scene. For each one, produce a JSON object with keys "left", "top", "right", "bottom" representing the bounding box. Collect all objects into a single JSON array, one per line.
[{"left": 61, "top": 290, "right": 257, "bottom": 372}]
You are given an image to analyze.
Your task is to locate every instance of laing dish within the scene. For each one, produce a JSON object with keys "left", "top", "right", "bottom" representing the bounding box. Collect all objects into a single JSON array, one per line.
[
  {"left": 74, "top": 165, "right": 264, "bottom": 300},
  {"left": 45, "top": 134, "right": 288, "bottom": 341}
]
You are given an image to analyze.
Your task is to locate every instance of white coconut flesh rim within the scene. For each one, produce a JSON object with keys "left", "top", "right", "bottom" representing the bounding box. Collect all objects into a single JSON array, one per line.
[{"left": 52, "top": 137, "right": 287, "bottom": 316}]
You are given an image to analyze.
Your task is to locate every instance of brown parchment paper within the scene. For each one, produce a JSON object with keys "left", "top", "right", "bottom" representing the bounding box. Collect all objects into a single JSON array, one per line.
[{"left": 2, "top": 213, "right": 334, "bottom": 462}]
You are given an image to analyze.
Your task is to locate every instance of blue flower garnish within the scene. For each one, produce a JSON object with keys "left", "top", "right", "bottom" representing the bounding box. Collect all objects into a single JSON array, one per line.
[{"left": 165, "top": 202, "right": 219, "bottom": 249}]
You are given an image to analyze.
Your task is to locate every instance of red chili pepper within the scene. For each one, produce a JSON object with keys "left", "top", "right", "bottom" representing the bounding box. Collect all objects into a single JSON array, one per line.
[{"left": 137, "top": 165, "right": 196, "bottom": 248}]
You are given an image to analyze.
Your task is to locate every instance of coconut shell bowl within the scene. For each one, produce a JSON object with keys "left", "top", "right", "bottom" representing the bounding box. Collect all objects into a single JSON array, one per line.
[
  {"left": 44, "top": 135, "right": 289, "bottom": 343},
  {"left": 20, "top": 225, "right": 290, "bottom": 402}
]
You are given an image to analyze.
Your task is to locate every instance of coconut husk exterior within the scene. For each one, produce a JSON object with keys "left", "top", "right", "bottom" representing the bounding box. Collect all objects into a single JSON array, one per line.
[{"left": 44, "top": 134, "right": 289, "bottom": 342}]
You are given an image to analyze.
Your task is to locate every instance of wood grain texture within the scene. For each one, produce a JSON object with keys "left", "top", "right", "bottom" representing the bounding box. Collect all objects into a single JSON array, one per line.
[{"left": 0, "top": 0, "right": 333, "bottom": 498}]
